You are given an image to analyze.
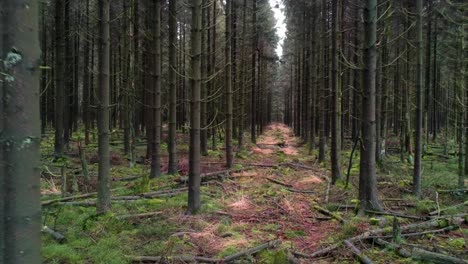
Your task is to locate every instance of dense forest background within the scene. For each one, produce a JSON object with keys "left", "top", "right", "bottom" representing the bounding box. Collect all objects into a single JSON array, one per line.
[{"left": 1, "top": 0, "right": 467, "bottom": 263}]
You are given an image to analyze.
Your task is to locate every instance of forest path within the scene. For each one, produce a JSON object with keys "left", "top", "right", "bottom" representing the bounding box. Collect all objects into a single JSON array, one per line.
[{"left": 184, "top": 123, "right": 338, "bottom": 258}]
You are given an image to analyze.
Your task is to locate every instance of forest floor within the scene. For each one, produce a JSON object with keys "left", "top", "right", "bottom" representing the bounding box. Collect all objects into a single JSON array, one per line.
[{"left": 40, "top": 124, "right": 467, "bottom": 263}]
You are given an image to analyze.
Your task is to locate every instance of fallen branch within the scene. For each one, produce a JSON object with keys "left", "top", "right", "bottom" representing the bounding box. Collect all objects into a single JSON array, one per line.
[
  {"left": 314, "top": 205, "right": 346, "bottom": 223},
  {"left": 365, "top": 210, "right": 424, "bottom": 220},
  {"left": 42, "top": 226, "right": 66, "bottom": 243},
  {"left": 116, "top": 211, "right": 162, "bottom": 220},
  {"left": 344, "top": 240, "right": 374, "bottom": 264},
  {"left": 367, "top": 225, "right": 457, "bottom": 240},
  {"left": 59, "top": 201, "right": 96, "bottom": 207},
  {"left": 373, "top": 238, "right": 468, "bottom": 264},
  {"left": 437, "top": 189, "right": 468, "bottom": 194},
  {"left": 112, "top": 175, "right": 142, "bottom": 182},
  {"left": 177, "top": 167, "right": 253, "bottom": 183},
  {"left": 266, "top": 177, "right": 293, "bottom": 188},
  {"left": 126, "top": 255, "right": 221, "bottom": 263},
  {"left": 285, "top": 188, "right": 314, "bottom": 194},
  {"left": 42, "top": 192, "right": 97, "bottom": 206},
  {"left": 142, "top": 188, "right": 188, "bottom": 198},
  {"left": 293, "top": 215, "right": 466, "bottom": 259},
  {"left": 223, "top": 240, "right": 281, "bottom": 262},
  {"left": 429, "top": 201, "right": 467, "bottom": 216}
]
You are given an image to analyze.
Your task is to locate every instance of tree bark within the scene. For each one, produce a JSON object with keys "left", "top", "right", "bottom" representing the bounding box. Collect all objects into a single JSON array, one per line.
[
  {"left": 413, "top": 0, "right": 423, "bottom": 197},
  {"left": 225, "top": 0, "right": 234, "bottom": 168},
  {"left": 1, "top": 0, "right": 42, "bottom": 262},
  {"left": 359, "top": 0, "right": 382, "bottom": 212},
  {"left": 150, "top": 0, "right": 162, "bottom": 179},
  {"left": 54, "top": 0, "right": 65, "bottom": 157},
  {"left": 168, "top": 0, "right": 178, "bottom": 174},
  {"left": 188, "top": 0, "right": 203, "bottom": 214},
  {"left": 330, "top": 0, "right": 341, "bottom": 184},
  {"left": 97, "top": 0, "right": 112, "bottom": 214}
]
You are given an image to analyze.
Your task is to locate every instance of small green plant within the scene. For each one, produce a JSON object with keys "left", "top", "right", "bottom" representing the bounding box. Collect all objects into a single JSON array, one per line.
[{"left": 447, "top": 238, "right": 465, "bottom": 250}]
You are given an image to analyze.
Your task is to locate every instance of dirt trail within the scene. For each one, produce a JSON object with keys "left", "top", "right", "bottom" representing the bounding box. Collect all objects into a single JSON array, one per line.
[
  {"left": 165, "top": 124, "right": 337, "bottom": 262},
  {"left": 215, "top": 124, "right": 337, "bottom": 257}
]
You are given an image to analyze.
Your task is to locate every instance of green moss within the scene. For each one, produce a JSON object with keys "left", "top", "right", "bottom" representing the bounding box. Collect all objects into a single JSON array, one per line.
[
  {"left": 369, "top": 217, "right": 380, "bottom": 225},
  {"left": 217, "top": 246, "right": 240, "bottom": 258},
  {"left": 258, "top": 250, "right": 288, "bottom": 264},
  {"left": 284, "top": 229, "right": 306, "bottom": 239},
  {"left": 415, "top": 199, "right": 435, "bottom": 214},
  {"left": 447, "top": 238, "right": 465, "bottom": 249},
  {"left": 88, "top": 237, "right": 129, "bottom": 264},
  {"left": 43, "top": 244, "right": 83, "bottom": 264},
  {"left": 437, "top": 219, "right": 449, "bottom": 228}
]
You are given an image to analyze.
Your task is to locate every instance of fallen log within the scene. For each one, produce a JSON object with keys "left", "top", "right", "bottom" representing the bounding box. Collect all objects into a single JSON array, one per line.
[
  {"left": 223, "top": 240, "right": 281, "bottom": 262},
  {"left": 59, "top": 201, "right": 96, "bottom": 207},
  {"left": 116, "top": 211, "right": 162, "bottom": 220},
  {"left": 142, "top": 188, "right": 187, "bottom": 198},
  {"left": 367, "top": 225, "right": 457, "bottom": 240},
  {"left": 42, "top": 226, "right": 66, "bottom": 243},
  {"left": 42, "top": 192, "right": 98, "bottom": 206},
  {"left": 373, "top": 238, "right": 468, "bottom": 264},
  {"left": 126, "top": 255, "right": 221, "bottom": 263},
  {"left": 112, "top": 175, "right": 142, "bottom": 182},
  {"left": 365, "top": 210, "right": 424, "bottom": 220},
  {"left": 314, "top": 205, "right": 346, "bottom": 223},
  {"left": 343, "top": 240, "right": 374, "bottom": 264},
  {"left": 177, "top": 167, "right": 253, "bottom": 183},
  {"left": 293, "top": 215, "right": 466, "bottom": 259}
]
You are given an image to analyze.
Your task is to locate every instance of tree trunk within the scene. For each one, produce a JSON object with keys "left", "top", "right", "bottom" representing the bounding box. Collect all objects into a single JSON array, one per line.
[
  {"left": 97, "top": 0, "right": 111, "bottom": 214},
  {"left": 188, "top": 0, "right": 202, "bottom": 214},
  {"left": 413, "top": 0, "right": 423, "bottom": 197},
  {"left": 330, "top": 0, "right": 341, "bottom": 183},
  {"left": 1, "top": 0, "right": 42, "bottom": 262},
  {"left": 250, "top": 0, "right": 257, "bottom": 144},
  {"left": 168, "top": 0, "right": 178, "bottom": 174},
  {"left": 54, "top": 0, "right": 65, "bottom": 157},
  {"left": 150, "top": 0, "right": 162, "bottom": 179},
  {"left": 359, "top": 0, "right": 382, "bottom": 212},
  {"left": 225, "top": 0, "right": 234, "bottom": 168}
]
